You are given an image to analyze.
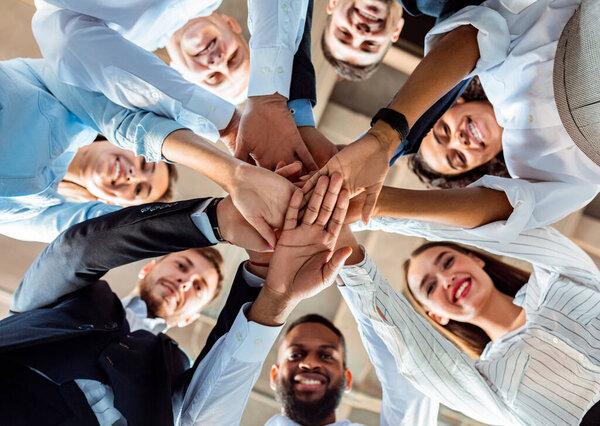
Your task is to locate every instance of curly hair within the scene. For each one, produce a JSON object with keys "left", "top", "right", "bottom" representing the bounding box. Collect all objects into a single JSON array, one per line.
[{"left": 408, "top": 77, "right": 510, "bottom": 188}]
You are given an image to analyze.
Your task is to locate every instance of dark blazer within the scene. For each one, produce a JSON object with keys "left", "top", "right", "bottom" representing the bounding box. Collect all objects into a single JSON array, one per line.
[
  {"left": 289, "top": 0, "right": 316, "bottom": 105},
  {"left": 0, "top": 199, "right": 261, "bottom": 426}
]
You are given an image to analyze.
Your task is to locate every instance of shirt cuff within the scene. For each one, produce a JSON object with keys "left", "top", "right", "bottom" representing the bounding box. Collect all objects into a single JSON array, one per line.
[
  {"left": 183, "top": 86, "right": 236, "bottom": 134},
  {"left": 190, "top": 198, "right": 219, "bottom": 244},
  {"left": 142, "top": 120, "right": 189, "bottom": 163},
  {"left": 425, "top": 5, "right": 510, "bottom": 79},
  {"left": 226, "top": 302, "right": 283, "bottom": 362},
  {"left": 248, "top": 47, "right": 295, "bottom": 98},
  {"left": 338, "top": 247, "right": 378, "bottom": 293},
  {"left": 288, "top": 99, "right": 315, "bottom": 127},
  {"left": 242, "top": 262, "right": 265, "bottom": 288}
]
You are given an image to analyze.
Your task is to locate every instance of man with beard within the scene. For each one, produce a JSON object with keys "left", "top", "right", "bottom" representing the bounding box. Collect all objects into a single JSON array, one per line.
[{"left": 267, "top": 313, "right": 438, "bottom": 425}]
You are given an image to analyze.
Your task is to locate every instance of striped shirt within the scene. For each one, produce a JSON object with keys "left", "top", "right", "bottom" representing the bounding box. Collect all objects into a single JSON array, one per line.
[{"left": 342, "top": 218, "right": 600, "bottom": 425}]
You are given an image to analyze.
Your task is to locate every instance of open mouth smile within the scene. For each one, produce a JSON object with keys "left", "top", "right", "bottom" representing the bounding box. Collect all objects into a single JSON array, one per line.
[{"left": 452, "top": 278, "right": 472, "bottom": 303}]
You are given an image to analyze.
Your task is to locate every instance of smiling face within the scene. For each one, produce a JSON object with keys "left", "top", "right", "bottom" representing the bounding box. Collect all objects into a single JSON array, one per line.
[
  {"left": 78, "top": 141, "right": 169, "bottom": 206},
  {"left": 418, "top": 98, "right": 503, "bottom": 175},
  {"left": 137, "top": 250, "right": 220, "bottom": 327},
  {"left": 271, "top": 322, "right": 351, "bottom": 424},
  {"left": 323, "top": 0, "right": 404, "bottom": 67},
  {"left": 406, "top": 246, "right": 496, "bottom": 325},
  {"left": 167, "top": 13, "right": 249, "bottom": 103}
]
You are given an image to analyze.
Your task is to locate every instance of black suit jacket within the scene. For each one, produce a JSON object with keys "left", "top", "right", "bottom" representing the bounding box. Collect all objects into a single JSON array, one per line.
[
  {"left": 289, "top": 0, "right": 316, "bottom": 105},
  {"left": 0, "top": 199, "right": 261, "bottom": 426}
]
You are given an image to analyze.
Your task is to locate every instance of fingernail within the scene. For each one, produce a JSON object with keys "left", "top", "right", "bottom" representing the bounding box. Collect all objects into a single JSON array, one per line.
[{"left": 268, "top": 243, "right": 274, "bottom": 249}]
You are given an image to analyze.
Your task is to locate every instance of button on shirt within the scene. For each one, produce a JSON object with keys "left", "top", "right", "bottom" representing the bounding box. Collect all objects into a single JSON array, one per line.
[
  {"left": 424, "top": 0, "right": 600, "bottom": 240},
  {"left": 347, "top": 217, "right": 600, "bottom": 425},
  {"left": 0, "top": 58, "right": 184, "bottom": 242}
]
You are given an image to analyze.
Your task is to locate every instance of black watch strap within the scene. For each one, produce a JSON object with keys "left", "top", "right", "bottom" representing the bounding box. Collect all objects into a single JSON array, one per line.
[
  {"left": 370, "top": 108, "right": 410, "bottom": 141},
  {"left": 206, "top": 198, "right": 225, "bottom": 243}
]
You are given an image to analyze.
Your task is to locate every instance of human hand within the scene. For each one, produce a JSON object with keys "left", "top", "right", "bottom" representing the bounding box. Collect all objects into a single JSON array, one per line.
[
  {"left": 302, "top": 132, "right": 393, "bottom": 224},
  {"left": 235, "top": 94, "right": 318, "bottom": 171},
  {"left": 298, "top": 126, "right": 339, "bottom": 168},
  {"left": 227, "top": 161, "right": 301, "bottom": 249},
  {"left": 264, "top": 174, "right": 352, "bottom": 304},
  {"left": 219, "top": 107, "right": 242, "bottom": 154}
]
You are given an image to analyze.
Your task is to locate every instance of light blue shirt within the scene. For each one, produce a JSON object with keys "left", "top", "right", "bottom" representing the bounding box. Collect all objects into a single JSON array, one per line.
[{"left": 0, "top": 58, "right": 185, "bottom": 242}]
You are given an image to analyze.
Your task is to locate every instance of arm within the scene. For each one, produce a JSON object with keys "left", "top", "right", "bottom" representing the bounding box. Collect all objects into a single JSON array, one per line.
[
  {"left": 10, "top": 199, "right": 214, "bottom": 313},
  {"left": 234, "top": 0, "right": 317, "bottom": 171},
  {"left": 32, "top": 2, "right": 233, "bottom": 140},
  {"left": 335, "top": 228, "right": 439, "bottom": 426},
  {"left": 338, "top": 249, "right": 517, "bottom": 425}
]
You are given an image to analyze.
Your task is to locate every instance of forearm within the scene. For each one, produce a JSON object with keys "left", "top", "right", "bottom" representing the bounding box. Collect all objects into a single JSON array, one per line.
[
  {"left": 161, "top": 129, "right": 244, "bottom": 192},
  {"left": 247, "top": 286, "right": 297, "bottom": 327},
  {"left": 375, "top": 186, "right": 512, "bottom": 228}
]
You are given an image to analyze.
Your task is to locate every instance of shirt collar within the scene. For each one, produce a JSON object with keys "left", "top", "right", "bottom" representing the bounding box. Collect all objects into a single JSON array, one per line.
[{"left": 121, "top": 295, "right": 169, "bottom": 335}]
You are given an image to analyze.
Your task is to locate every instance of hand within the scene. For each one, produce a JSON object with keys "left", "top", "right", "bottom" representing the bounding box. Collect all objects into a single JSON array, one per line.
[
  {"left": 264, "top": 174, "right": 352, "bottom": 304},
  {"left": 298, "top": 126, "right": 339, "bottom": 168},
  {"left": 302, "top": 132, "right": 394, "bottom": 224},
  {"left": 235, "top": 94, "right": 318, "bottom": 171},
  {"left": 227, "top": 162, "right": 302, "bottom": 249},
  {"left": 219, "top": 107, "right": 242, "bottom": 154},
  {"left": 217, "top": 197, "right": 270, "bottom": 252},
  {"left": 245, "top": 249, "right": 273, "bottom": 279}
]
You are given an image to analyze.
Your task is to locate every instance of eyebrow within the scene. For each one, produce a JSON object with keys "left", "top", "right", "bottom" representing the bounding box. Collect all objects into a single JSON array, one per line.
[
  {"left": 288, "top": 343, "right": 339, "bottom": 351},
  {"left": 183, "top": 256, "right": 194, "bottom": 268},
  {"left": 435, "top": 251, "right": 448, "bottom": 266}
]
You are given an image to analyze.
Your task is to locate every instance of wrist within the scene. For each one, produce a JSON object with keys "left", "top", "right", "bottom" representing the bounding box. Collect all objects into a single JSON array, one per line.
[
  {"left": 248, "top": 285, "right": 297, "bottom": 326},
  {"left": 367, "top": 120, "right": 403, "bottom": 159},
  {"left": 248, "top": 93, "right": 288, "bottom": 106}
]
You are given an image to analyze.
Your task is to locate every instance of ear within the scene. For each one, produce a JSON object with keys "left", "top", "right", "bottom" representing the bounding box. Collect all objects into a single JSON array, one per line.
[
  {"left": 468, "top": 252, "right": 485, "bottom": 268},
  {"left": 326, "top": 0, "right": 337, "bottom": 14},
  {"left": 220, "top": 13, "right": 242, "bottom": 35},
  {"left": 343, "top": 369, "right": 353, "bottom": 393},
  {"left": 427, "top": 311, "right": 450, "bottom": 326},
  {"left": 455, "top": 96, "right": 466, "bottom": 105},
  {"left": 177, "top": 313, "right": 200, "bottom": 328},
  {"left": 391, "top": 18, "right": 405, "bottom": 42},
  {"left": 270, "top": 364, "right": 279, "bottom": 390},
  {"left": 138, "top": 259, "right": 156, "bottom": 279}
]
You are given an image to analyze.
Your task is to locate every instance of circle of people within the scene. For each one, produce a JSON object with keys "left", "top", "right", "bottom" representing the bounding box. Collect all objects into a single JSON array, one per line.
[{"left": 1, "top": 0, "right": 599, "bottom": 425}]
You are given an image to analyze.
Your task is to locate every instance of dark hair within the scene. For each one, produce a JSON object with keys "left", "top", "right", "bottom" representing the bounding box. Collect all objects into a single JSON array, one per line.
[
  {"left": 157, "top": 162, "right": 178, "bottom": 202},
  {"left": 284, "top": 314, "right": 347, "bottom": 367},
  {"left": 409, "top": 77, "right": 511, "bottom": 188},
  {"left": 320, "top": 15, "right": 388, "bottom": 81},
  {"left": 403, "top": 241, "right": 530, "bottom": 356}
]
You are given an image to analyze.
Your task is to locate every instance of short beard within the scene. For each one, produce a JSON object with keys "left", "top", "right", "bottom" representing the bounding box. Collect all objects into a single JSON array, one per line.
[
  {"left": 138, "top": 275, "right": 167, "bottom": 319},
  {"left": 275, "top": 376, "right": 345, "bottom": 426}
]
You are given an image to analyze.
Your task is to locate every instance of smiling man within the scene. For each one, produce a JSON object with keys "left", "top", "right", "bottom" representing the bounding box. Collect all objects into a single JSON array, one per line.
[{"left": 268, "top": 314, "right": 353, "bottom": 426}]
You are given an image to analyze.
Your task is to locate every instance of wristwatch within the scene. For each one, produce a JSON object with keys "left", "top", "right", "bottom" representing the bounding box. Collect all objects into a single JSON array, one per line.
[
  {"left": 205, "top": 198, "right": 225, "bottom": 242},
  {"left": 370, "top": 108, "right": 410, "bottom": 141}
]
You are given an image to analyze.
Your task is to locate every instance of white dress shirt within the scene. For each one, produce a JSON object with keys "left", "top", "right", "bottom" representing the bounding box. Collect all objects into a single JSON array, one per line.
[
  {"left": 346, "top": 218, "right": 600, "bottom": 425},
  {"left": 425, "top": 0, "right": 600, "bottom": 240},
  {"left": 266, "top": 414, "right": 360, "bottom": 426},
  {"left": 32, "top": 0, "right": 309, "bottom": 141}
]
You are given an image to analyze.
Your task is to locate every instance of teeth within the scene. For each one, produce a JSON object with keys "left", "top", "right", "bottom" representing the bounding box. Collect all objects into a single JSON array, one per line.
[
  {"left": 358, "top": 9, "right": 378, "bottom": 20},
  {"left": 455, "top": 280, "right": 469, "bottom": 301},
  {"left": 200, "top": 39, "right": 216, "bottom": 54},
  {"left": 299, "top": 380, "right": 321, "bottom": 385},
  {"left": 112, "top": 160, "right": 120, "bottom": 182},
  {"left": 469, "top": 122, "right": 483, "bottom": 143}
]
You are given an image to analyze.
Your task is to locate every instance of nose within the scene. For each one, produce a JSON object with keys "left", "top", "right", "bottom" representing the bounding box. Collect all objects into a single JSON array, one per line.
[
  {"left": 440, "top": 273, "right": 455, "bottom": 290},
  {"left": 448, "top": 130, "right": 470, "bottom": 149},
  {"left": 355, "top": 22, "right": 370, "bottom": 34},
  {"left": 208, "top": 49, "right": 225, "bottom": 69},
  {"left": 176, "top": 277, "right": 192, "bottom": 292},
  {"left": 299, "top": 353, "right": 322, "bottom": 370}
]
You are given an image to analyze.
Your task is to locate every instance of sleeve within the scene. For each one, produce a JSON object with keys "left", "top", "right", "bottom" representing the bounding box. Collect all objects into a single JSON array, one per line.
[
  {"left": 31, "top": 59, "right": 187, "bottom": 162},
  {"left": 424, "top": 4, "right": 510, "bottom": 79},
  {"left": 288, "top": 0, "right": 316, "bottom": 105},
  {"left": 0, "top": 200, "right": 121, "bottom": 243},
  {"left": 32, "top": 2, "right": 233, "bottom": 140},
  {"left": 288, "top": 99, "right": 316, "bottom": 127},
  {"left": 247, "top": 0, "right": 310, "bottom": 98},
  {"left": 10, "top": 198, "right": 214, "bottom": 313},
  {"left": 351, "top": 213, "right": 600, "bottom": 290},
  {"left": 174, "top": 303, "right": 283, "bottom": 426},
  {"left": 467, "top": 175, "right": 599, "bottom": 243},
  {"left": 338, "top": 252, "right": 518, "bottom": 425},
  {"left": 337, "top": 279, "right": 439, "bottom": 426}
]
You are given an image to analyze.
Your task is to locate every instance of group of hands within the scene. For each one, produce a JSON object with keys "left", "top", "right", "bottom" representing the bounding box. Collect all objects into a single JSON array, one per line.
[{"left": 213, "top": 93, "right": 399, "bottom": 320}]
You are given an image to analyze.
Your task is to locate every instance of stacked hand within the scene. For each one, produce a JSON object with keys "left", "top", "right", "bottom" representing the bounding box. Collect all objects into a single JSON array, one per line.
[
  {"left": 302, "top": 131, "right": 395, "bottom": 224},
  {"left": 235, "top": 94, "right": 317, "bottom": 172}
]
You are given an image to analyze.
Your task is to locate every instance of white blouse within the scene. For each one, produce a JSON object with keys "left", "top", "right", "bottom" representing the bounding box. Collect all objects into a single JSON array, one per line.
[
  {"left": 343, "top": 218, "right": 600, "bottom": 425},
  {"left": 425, "top": 0, "right": 600, "bottom": 242}
]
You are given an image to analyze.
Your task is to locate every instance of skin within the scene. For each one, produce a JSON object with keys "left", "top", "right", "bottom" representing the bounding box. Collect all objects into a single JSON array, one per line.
[
  {"left": 65, "top": 141, "right": 169, "bottom": 206},
  {"left": 167, "top": 13, "right": 250, "bottom": 103},
  {"left": 419, "top": 98, "right": 504, "bottom": 175},
  {"left": 271, "top": 323, "right": 352, "bottom": 421},
  {"left": 406, "top": 246, "right": 525, "bottom": 341},
  {"left": 324, "top": 0, "right": 404, "bottom": 66},
  {"left": 135, "top": 250, "right": 219, "bottom": 327}
]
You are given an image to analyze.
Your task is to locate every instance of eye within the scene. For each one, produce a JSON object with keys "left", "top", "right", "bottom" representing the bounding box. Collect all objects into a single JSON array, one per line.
[
  {"left": 177, "top": 262, "right": 185, "bottom": 270},
  {"left": 426, "top": 281, "right": 436, "bottom": 297},
  {"left": 289, "top": 352, "right": 303, "bottom": 360},
  {"left": 321, "top": 353, "right": 333, "bottom": 360},
  {"left": 135, "top": 183, "right": 142, "bottom": 197},
  {"left": 443, "top": 123, "right": 450, "bottom": 137},
  {"left": 456, "top": 151, "right": 467, "bottom": 168},
  {"left": 140, "top": 157, "right": 146, "bottom": 170},
  {"left": 443, "top": 256, "right": 454, "bottom": 269},
  {"left": 227, "top": 48, "right": 239, "bottom": 66}
]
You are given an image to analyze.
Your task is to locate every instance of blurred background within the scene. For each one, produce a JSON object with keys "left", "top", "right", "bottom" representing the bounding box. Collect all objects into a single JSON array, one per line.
[{"left": 1, "top": 0, "right": 599, "bottom": 424}]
